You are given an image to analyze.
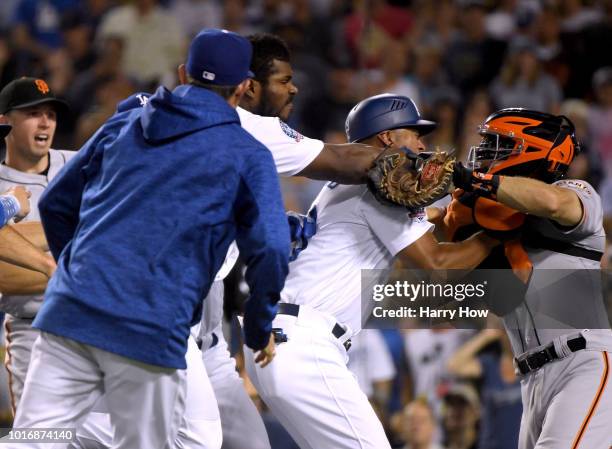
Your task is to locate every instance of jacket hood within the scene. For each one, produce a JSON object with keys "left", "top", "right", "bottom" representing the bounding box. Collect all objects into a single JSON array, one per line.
[{"left": 140, "top": 85, "right": 239, "bottom": 143}]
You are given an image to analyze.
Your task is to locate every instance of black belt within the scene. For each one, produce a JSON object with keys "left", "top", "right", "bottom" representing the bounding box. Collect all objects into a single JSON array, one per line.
[
  {"left": 277, "top": 303, "right": 351, "bottom": 351},
  {"left": 522, "top": 233, "right": 603, "bottom": 262},
  {"left": 516, "top": 336, "right": 586, "bottom": 375},
  {"left": 196, "top": 332, "right": 219, "bottom": 350}
]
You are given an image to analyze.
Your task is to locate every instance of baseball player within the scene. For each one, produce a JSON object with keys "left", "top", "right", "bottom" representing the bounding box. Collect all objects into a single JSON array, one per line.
[
  {"left": 0, "top": 123, "right": 55, "bottom": 280},
  {"left": 450, "top": 108, "right": 611, "bottom": 448},
  {"left": 0, "top": 77, "right": 73, "bottom": 411},
  {"left": 66, "top": 34, "right": 421, "bottom": 449},
  {"left": 11, "top": 29, "right": 289, "bottom": 449},
  {"left": 243, "top": 93, "right": 499, "bottom": 449}
]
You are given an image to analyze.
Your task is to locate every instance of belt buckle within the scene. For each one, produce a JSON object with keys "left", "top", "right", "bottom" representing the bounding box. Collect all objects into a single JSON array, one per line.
[{"left": 526, "top": 346, "right": 555, "bottom": 372}]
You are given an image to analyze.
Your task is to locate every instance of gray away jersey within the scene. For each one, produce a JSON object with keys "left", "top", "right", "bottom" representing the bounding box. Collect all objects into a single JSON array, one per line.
[
  {"left": 0, "top": 149, "right": 75, "bottom": 318},
  {"left": 502, "top": 179, "right": 610, "bottom": 356}
]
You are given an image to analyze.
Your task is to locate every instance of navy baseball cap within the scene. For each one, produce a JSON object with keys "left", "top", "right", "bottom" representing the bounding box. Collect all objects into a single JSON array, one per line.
[
  {"left": 0, "top": 77, "right": 69, "bottom": 116},
  {"left": 0, "top": 124, "right": 10, "bottom": 138},
  {"left": 186, "top": 29, "right": 254, "bottom": 86}
]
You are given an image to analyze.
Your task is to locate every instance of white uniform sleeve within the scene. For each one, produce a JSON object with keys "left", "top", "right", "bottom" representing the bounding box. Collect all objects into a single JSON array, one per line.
[
  {"left": 359, "top": 191, "right": 434, "bottom": 256},
  {"left": 237, "top": 107, "right": 324, "bottom": 177},
  {"left": 553, "top": 179, "right": 603, "bottom": 237}
]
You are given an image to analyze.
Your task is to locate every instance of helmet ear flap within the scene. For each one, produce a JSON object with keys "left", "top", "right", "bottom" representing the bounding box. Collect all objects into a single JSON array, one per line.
[{"left": 546, "top": 116, "right": 577, "bottom": 179}]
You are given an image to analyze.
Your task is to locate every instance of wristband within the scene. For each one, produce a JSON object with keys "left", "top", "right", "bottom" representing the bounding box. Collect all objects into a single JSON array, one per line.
[
  {"left": 0, "top": 194, "right": 21, "bottom": 227},
  {"left": 472, "top": 172, "right": 501, "bottom": 199}
]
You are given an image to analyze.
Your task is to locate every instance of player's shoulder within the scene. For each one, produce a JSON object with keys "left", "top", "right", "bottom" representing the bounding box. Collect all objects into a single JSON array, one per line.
[
  {"left": 554, "top": 178, "right": 598, "bottom": 195},
  {"left": 49, "top": 149, "right": 77, "bottom": 166},
  {"left": 237, "top": 106, "right": 306, "bottom": 143}
]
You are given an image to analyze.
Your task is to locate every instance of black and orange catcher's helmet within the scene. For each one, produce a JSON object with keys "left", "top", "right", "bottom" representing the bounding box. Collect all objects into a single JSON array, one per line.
[{"left": 468, "top": 108, "right": 580, "bottom": 183}]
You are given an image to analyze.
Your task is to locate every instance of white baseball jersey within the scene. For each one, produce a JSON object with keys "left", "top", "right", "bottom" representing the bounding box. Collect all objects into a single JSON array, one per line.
[
  {"left": 281, "top": 183, "right": 433, "bottom": 336},
  {"left": 198, "top": 109, "right": 325, "bottom": 342},
  {"left": 237, "top": 106, "right": 324, "bottom": 177},
  {"left": 0, "top": 149, "right": 75, "bottom": 318}
]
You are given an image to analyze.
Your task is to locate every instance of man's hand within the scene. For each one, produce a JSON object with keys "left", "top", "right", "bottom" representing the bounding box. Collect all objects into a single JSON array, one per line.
[
  {"left": 452, "top": 162, "right": 500, "bottom": 199},
  {"left": 254, "top": 333, "right": 276, "bottom": 368},
  {"left": 6, "top": 186, "right": 31, "bottom": 221}
]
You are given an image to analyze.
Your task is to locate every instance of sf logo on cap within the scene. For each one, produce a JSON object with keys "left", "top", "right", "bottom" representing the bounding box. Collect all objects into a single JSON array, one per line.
[{"left": 35, "top": 79, "right": 50, "bottom": 94}]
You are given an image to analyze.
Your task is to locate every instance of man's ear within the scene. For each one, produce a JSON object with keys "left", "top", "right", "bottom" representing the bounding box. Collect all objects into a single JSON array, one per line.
[
  {"left": 177, "top": 64, "right": 188, "bottom": 85},
  {"left": 0, "top": 114, "right": 8, "bottom": 125},
  {"left": 244, "top": 78, "right": 260, "bottom": 100},
  {"left": 376, "top": 130, "right": 393, "bottom": 147}
]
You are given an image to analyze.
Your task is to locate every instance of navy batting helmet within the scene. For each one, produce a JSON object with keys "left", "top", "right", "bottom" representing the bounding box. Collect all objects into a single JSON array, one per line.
[{"left": 345, "top": 93, "right": 437, "bottom": 143}]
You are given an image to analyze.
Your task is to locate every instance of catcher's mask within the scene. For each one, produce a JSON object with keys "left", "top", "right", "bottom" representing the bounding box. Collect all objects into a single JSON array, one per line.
[
  {"left": 345, "top": 93, "right": 437, "bottom": 143},
  {"left": 468, "top": 108, "right": 579, "bottom": 183}
]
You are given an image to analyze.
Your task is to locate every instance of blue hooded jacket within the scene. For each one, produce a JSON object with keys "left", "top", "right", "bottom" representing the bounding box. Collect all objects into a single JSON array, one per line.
[{"left": 36, "top": 85, "right": 290, "bottom": 369}]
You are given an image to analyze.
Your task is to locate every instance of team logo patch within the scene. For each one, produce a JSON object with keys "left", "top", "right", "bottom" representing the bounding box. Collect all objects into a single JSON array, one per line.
[
  {"left": 409, "top": 207, "right": 426, "bottom": 222},
  {"left": 558, "top": 180, "right": 592, "bottom": 195},
  {"left": 35, "top": 79, "right": 50, "bottom": 94},
  {"left": 279, "top": 121, "right": 303, "bottom": 142},
  {"left": 136, "top": 94, "right": 149, "bottom": 106}
]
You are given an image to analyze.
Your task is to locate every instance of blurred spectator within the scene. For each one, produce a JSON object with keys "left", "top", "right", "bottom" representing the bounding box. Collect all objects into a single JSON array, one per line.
[
  {"left": 11, "top": 0, "right": 80, "bottom": 57},
  {"left": 169, "top": 0, "right": 223, "bottom": 38},
  {"left": 447, "top": 329, "right": 522, "bottom": 449},
  {"left": 581, "top": 0, "right": 612, "bottom": 79},
  {"left": 223, "top": 0, "right": 261, "bottom": 36},
  {"left": 489, "top": 37, "right": 562, "bottom": 113},
  {"left": 561, "top": 98, "right": 603, "bottom": 189},
  {"left": 344, "top": 0, "right": 413, "bottom": 68},
  {"left": 300, "top": 64, "right": 357, "bottom": 139},
  {"left": 363, "top": 40, "right": 419, "bottom": 103},
  {"left": 410, "top": 43, "right": 458, "bottom": 119},
  {"left": 403, "top": 329, "right": 474, "bottom": 439},
  {"left": 97, "top": 0, "right": 185, "bottom": 89},
  {"left": 559, "top": 0, "right": 603, "bottom": 32},
  {"left": 0, "top": 33, "right": 19, "bottom": 88},
  {"left": 397, "top": 398, "right": 445, "bottom": 449},
  {"left": 459, "top": 89, "right": 494, "bottom": 163},
  {"left": 588, "top": 67, "right": 612, "bottom": 177},
  {"left": 410, "top": 0, "right": 459, "bottom": 52},
  {"left": 440, "top": 383, "right": 480, "bottom": 449},
  {"left": 60, "top": 10, "right": 96, "bottom": 73},
  {"left": 74, "top": 73, "right": 136, "bottom": 146},
  {"left": 444, "top": 1, "right": 506, "bottom": 96},
  {"left": 426, "top": 91, "right": 461, "bottom": 154},
  {"left": 347, "top": 329, "right": 396, "bottom": 429},
  {"left": 0, "top": 0, "right": 20, "bottom": 31},
  {"left": 64, "top": 35, "right": 126, "bottom": 128},
  {"left": 533, "top": 6, "right": 573, "bottom": 93},
  {"left": 588, "top": 67, "right": 612, "bottom": 237},
  {"left": 484, "top": 0, "right": 517, "bottom": 40}
]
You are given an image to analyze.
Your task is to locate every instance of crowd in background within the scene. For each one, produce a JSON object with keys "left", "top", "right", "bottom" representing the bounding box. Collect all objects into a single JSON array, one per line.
[{"left": 1, "top": 0, "right": 611, "bottom": 448}]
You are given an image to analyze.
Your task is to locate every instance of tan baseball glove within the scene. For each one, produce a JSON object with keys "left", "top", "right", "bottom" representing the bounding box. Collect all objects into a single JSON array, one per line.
[{"left": 367, "top": 147, "right": 456, "bottom": 209}]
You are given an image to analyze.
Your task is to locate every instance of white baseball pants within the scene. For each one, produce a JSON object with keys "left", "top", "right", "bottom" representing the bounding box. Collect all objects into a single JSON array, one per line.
[
  {"left": 244, "top": 308, "right": 391, "bottom": 449},
  {"left": 9, "top": 332, "right": 187, "bottom": 449},
  {"left": 202, "top": 329, "right": 271, "bottom": 449}
]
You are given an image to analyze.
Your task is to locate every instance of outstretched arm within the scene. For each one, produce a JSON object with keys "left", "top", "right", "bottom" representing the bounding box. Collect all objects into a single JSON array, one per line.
[
  {"left": 398, "top": 230, "right": 498, "bottom": 271},
  {"left": 496, "top": 176, "right": 582, "bottom": 227},
  {"left": 297, "top": 143, "right": 380, "bottom": 184}
]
